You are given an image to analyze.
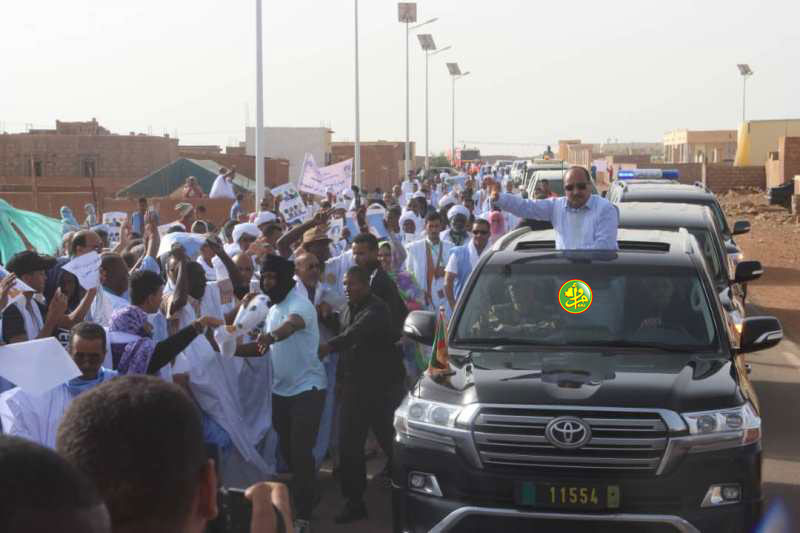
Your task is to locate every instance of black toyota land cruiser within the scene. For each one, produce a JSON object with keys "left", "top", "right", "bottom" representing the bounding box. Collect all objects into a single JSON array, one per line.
[{"left": 393, "top": 228, "right": 783, "bottom": 533}]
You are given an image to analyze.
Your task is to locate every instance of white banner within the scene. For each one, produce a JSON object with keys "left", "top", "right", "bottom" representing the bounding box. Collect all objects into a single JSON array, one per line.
[
  {"left": 272, "top": 183, "right": 308, "bottom": 224},
  {"left": 298, "top": 153, "right": 326, "bottom": 197},
  {"left": 318, "top": 158, "right": 353, "bottom": 195},
  {"left": 298, "top": 153, "right": 353, "bottom": 197},
  {"left": 62, "top": 251, "right": 101, "bottom": 290}
]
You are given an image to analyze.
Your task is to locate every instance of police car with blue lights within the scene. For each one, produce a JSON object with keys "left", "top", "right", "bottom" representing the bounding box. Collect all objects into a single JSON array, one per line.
[{"left": 606, "top": 169, "right": 752, "bottom": 285}]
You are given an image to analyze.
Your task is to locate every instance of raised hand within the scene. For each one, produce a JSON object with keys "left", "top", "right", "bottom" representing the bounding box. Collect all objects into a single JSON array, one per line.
[{"left": 0, "top": 273, "right": 17, "bottom": 310}]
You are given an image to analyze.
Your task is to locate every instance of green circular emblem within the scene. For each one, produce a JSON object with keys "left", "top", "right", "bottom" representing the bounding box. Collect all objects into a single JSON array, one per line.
[{"left": 558, "top": 279, "right": 593, "bottom": 314}]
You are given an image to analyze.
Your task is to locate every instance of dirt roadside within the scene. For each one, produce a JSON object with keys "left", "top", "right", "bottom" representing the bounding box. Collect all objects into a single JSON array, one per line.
[{"left": 719, "top": 189, "right": 800, "bottom": 342}]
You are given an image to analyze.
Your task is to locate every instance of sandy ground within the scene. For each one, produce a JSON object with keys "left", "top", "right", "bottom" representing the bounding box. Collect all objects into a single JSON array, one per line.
[{"left": 719, "top": 188, "right": 800, "bottom": 341}]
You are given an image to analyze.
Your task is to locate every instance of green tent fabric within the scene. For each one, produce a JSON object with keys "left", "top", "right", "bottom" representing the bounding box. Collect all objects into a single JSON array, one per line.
[
  {"left": 117, "top": 158, "right": 255, "bottom": 198},
  {"left": 0, "top": 199, "right": 62, "bottom": 265}
]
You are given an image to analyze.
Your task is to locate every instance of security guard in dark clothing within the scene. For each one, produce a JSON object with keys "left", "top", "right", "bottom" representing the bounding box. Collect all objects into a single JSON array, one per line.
[{"left": 318, "top": 266, "right": 405, "bottom": 524}]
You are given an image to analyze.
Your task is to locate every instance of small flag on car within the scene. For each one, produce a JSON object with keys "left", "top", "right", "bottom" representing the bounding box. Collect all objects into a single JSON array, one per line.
[{"left": 427, "top": 306, "right": 450, "bottom": 375}]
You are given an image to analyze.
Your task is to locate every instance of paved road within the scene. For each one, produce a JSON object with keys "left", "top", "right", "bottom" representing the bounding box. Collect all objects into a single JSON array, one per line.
[{"left": 311, "top": 333, "right": 800, "bottom": 532}]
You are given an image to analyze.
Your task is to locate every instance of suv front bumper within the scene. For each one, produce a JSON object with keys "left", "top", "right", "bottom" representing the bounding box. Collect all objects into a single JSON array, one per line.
[{"left": 392, "top": 441, "right": 762, "bottom": 533}]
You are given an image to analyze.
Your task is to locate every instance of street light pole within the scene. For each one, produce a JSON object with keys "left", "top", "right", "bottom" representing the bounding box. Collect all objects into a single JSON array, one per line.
[
  {"left": 400, "top": 6, "right": 437, "bottom": 179},
  {"left": 447, "top": 63, "right": 469, "bottom": 169},
  {"left": 354, "top": 0, "right": 361, "bottom": 188},
  {"left": 406, "top": 20, "right": 410, "bottom": 178},
  {"left": 254, "top": 0, "right": 265, "bottom": 209}
]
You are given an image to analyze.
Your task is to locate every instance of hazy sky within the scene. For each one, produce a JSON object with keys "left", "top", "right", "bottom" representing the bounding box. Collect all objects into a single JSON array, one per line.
[{"left": 3, "top": 0, "right": 799, "bottom": 157}]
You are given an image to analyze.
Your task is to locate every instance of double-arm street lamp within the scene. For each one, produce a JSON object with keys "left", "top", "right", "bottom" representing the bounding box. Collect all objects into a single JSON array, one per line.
[
  {"left": 447, "top": 62, "right": 470, "bottom": 168},
  {"left": 398, "top": 3, "right": 437, "bottom": 179},
  {"left": 418, "top": 34, "right": 451, "bottom": 172}
]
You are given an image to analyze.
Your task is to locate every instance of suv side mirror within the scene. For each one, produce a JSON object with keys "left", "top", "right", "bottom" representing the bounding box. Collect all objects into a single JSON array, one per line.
[
  {"left": 732, "top": 220, "right": 751, "bottom": 236},
  {"left": 404, "top": 310, "right": 437, "bottom": 345},
  {"left": 740, "top": 316, "right": 783, "bottom": 353},
  {"left": 735, "top": 261, "right": 763, "bottom": 283}
]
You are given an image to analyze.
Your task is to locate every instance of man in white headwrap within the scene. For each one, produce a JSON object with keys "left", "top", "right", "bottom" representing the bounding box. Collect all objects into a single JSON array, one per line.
[
  {"left": 216, "top": 223, "right": 261, "bottom": 280},
  {"left": 398, "top": 210, "right": 419, "bottom": 245},
  {"left": 253, "top": 211, "right": 278, "bottom": 234},
  {"left": 441, "top": 204, "right": 471, "bottom": 247}
]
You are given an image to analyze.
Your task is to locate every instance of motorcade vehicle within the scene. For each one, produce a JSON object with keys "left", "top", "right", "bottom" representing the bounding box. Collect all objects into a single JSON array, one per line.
[
  {"left": 394, "top": 227, "right": 782, "bottom": 533},
  {"left": 524, "top": 168, "right": 598, "bottom": 198},
  {"left": 618, "top": 202, "right": 763, "bottom": 326},
  {"left": 607, "top": 170, "right": 752, "bottom": 271}
]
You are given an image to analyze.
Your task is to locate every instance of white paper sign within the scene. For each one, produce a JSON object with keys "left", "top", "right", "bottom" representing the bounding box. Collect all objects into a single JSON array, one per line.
[
  {"left": 318, "top": 158, "right": 353, "bottom": 195},
  {"left": 62, "top": 251, "right": 101, "bottom": 290},
  {"left": 272, "top": 183, "right": 308, "bottom": 224},
  {"left": 102, "top": 211, "right": 128, "bottom": 244},
  {"left": 0, "top": 266, "right": 35, "bottom": 311},
  {"left": 327, "top": 217, "right": 344, "bottom": 243},
  {"left": 0, "top": 338, "right": 81, "bottom": 396},
  {"left": 298, "top": 153, "right": 327, "bottom": 197},
  {"left": 156, "top": 232, "right": 206, "bottom": 259}
]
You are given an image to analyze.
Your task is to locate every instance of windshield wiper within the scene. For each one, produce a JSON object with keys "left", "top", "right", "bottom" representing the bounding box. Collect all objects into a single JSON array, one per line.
[
  {"left": 452, "top": 337, "right": 555, "bottom": 349},
  {"left": 568, "top": 340, "right": 703, "bottom": 353}
]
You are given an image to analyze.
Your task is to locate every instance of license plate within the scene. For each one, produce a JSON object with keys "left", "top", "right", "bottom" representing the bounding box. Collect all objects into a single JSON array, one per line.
[{"left": 514, "top": 482, "right": 621, "bottom": 510}]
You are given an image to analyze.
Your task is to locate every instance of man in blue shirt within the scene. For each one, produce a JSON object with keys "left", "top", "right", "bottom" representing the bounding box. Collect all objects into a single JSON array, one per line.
[
  {"left": 489, "top": 166, "right": 618, "bottom": 250},
  {"left": 258, "top": 254, "right": 325, "bottom": 533}
]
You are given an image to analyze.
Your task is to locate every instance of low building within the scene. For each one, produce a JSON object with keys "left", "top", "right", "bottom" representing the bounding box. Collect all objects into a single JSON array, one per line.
[
  {"left": 663, "top": 129, "right": 737, "bottom": 164},
  {"left": 245, "top": 127, "right": 333, "bottom": 182},
  {"left": 735, "top": 119, "right": 800, "bottom": 167},
  {"left": 331, "top": 141, "right": 416, "bottom": 193},
  {"left": 0, "top": 118, "right": 178, "bottom": 179}
]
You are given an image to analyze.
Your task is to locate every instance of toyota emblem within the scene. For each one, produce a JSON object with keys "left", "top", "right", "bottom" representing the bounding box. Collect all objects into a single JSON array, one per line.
[{"left": 545, "top": 417, "right": 592, "bottom": 449}]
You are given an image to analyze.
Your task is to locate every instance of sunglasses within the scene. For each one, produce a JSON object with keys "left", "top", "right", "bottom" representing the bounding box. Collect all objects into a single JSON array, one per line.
[
  {"left": 472, "top": 229, "right": 489, "bottom": 235},
  {"left": 564, "top": 183, "right": 588, "bottom": 192}
]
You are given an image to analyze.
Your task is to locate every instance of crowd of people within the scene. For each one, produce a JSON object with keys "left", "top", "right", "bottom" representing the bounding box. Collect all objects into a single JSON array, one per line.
[{"left": 0, "top": 161, "right": 618, "bottom": 533}]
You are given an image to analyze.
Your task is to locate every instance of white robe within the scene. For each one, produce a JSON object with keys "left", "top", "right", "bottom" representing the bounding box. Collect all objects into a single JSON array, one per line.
[
  {"left": 209, "top": 175, "right": 236, "bottom": 199},
  {"left": 0, "top": 370, "right": 117, "bottom": 448},
  {"left": 405, "top": 238, "right": 454, "bottom": 314},
  {"left": 168, "top": 286, "right": 275, "bottom": 485}
]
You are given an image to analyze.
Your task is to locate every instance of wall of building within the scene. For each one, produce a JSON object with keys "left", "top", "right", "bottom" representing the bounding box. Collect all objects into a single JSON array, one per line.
[
  {"left": 779, "top": 137, "right": 800, "bottom": 186},
  {"left": 0, "top": 133, "right": 178, "bottom": 179},
  {"left": 736, "top": 120, "right": 800, "bottom": 166},
  {"left": 331, "top": 142, "right": 415, "bottom": 192},
  {"left": 702, "top": 163, "right": 765, "bottom": 193},
  {"left": 245, "top": 127, "right": 332, "bottom": 182}
]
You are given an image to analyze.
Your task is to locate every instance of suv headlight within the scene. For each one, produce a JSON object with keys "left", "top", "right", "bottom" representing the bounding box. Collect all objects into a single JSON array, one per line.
[
  {"left": 682, "top": 403, "right": 761, "bottom": 446},
  {"left": 394, "top": 395, "right": 475, "bottom": 449}
]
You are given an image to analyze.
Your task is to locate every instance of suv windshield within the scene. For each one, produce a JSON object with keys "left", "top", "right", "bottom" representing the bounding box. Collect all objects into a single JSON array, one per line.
[{"left": 453, "top": 262, "right": 720, "bottom": 352}]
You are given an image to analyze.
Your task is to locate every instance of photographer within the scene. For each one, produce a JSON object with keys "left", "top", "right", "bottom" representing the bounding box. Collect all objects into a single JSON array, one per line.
[{"left": 56, "top": 375, "right": 292, "bottom": 533}]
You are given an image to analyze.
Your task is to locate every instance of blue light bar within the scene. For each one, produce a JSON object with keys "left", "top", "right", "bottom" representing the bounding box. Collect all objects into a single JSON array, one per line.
[{"left": 618, "top": 169, "right": 680, "bottom": 180}]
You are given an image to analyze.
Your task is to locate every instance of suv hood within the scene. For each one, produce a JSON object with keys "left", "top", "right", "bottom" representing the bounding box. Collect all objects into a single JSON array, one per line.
[{"left": 418, "top": 351, "right": 743, "bottom": 413}]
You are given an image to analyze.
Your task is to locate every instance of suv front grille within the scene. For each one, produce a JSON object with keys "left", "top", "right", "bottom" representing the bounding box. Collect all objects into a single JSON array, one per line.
[{"left": 472, "top": 407, "right": 668, "bottom": 473}]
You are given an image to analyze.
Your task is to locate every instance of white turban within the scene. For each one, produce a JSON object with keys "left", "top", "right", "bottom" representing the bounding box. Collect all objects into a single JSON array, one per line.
[
  {"left": 232, "top": 223, "right": 260, "bottom": 243},
  {"left": 447, "top": 205, "right": 470, "bottom": 221},
  {"left": 253, "top": 211, "right": 277, "bottom": 227},
  {"left": 399, "top": 211, "right": 418, "bottom": 233},
  {"left": 412, "top": 191, "right": 426, "bottom": 199}
]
